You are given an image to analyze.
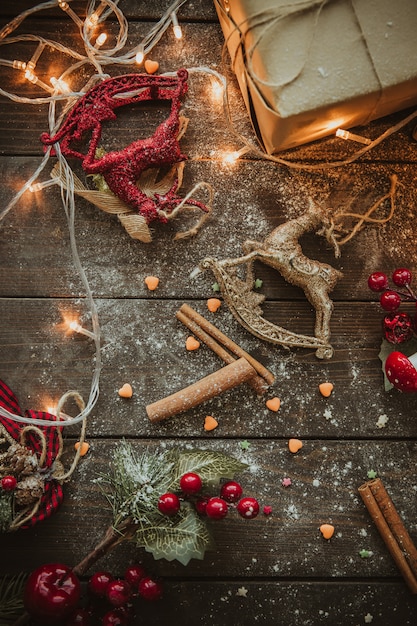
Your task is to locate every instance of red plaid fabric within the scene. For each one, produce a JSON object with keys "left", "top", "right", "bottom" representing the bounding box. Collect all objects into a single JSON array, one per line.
[{"left": 0, "top": 379, "right": 64, "bottom": 528}]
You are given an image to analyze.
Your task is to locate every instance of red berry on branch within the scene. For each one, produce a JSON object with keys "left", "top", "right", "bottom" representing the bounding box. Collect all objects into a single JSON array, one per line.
[
  {"left": 220, "top": 481, "right": 243, "bottom": 503},
  {"left": 179, "top": 472, "right": 203, "bottom": 495},
  {"left": 205, "top": 497, "right": 228, "bottom": 519},
  {"left": 368, "top": 272, "right": 389, "bottom": 292},
  {"left": 65, "top": 607, "right": 92, "bottom": 626},
  {"left": 124, "top": 564, "right": 146, "bottom": 587},
  {"left": 237, "top": 497, "right": 260, "bottom": 519},
  {"left": 138, "top": 576, "right": 163, "bottom": 601},
  {"left": 380, "top": 290, "right": 401, "bottom": 312},
  {"left": 383, "top": 312, "right": 415, "bottom": 344},
  {"left": 1, "top": 475, "right": 17, "bottom": 491},
  {"left": 88, "top": 571, "right": 113, "bottom": 597},
  {"left": 195, "top": 497, "right": 208, "bottom": 515},
  {"left": 24, "top": 563, "right": 81, "bottom": 624},
  {"left": 392, "top": 268, "right": 412, "bottom": 287},
  {"left": 157, "top": 492, "right": 181, "bottom": 516},
  {"left": 102, "top": 609, "right": 129, "bottom": 626},
  {"left": 106, "top": 579, "right": 131, "bottom": 608}
]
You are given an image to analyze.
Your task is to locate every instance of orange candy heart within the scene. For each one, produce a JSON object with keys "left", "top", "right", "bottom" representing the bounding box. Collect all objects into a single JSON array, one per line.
[
  {"left": 207, "top": 298, "right": 221, "bottom": 313},
  {"left": 320, "top": 523, "right": 335, "bottom": 540},
  {"left": 74, "top": 441, "right": 90, "bottom": 456},
  {"left": 118, "top": 383, "right": 133, "bottom": 398},
  {"left": 319, "top": 382, "right": 334, "bottom": 397},
  {"left": 186, "top": 336, "right": 200, "bottom": 351},
  {"left": 288, "top": 438, "right": 303, "bottom": 453},
  {"left": 204, "top": 415, "right": 218, "bottom": 431},
  {"left": 144, "top": 275, "right": 159, "bottom": 291},
  {"left": 266, "top": 397, "right": 281, "bottom": 412},
  {"left": 144, "top": 59, "right": 159, "bottom": 74}
]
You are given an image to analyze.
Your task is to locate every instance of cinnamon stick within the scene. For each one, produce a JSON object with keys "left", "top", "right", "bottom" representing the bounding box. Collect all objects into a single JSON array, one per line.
[
  {"left": 177, "top": 304, "right": 275, "bottom": 386},
  {"left": 358, "top": 478, "right": 417, "bottom": 593},
  {"left": 176, "top": 308, "right": 268, "bottom": 395},
  {"left": 146, "top": 357, "right": 256, "bottom": 422}
]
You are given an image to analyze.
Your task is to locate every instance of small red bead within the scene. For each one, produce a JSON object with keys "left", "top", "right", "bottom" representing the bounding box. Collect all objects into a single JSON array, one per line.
[
  {"left": 157, "top": 492, "right": 181, "bottom": 516},
  {"left": 124, "top": 564, "right": 146, "bottom": 587},
  {"left": 1, "top": 475, "right": 17, "bottom": 491},
  {"left": 237, "top": 497, "right": 260, "bottom": 519},
  {"left": 195, "top": 497, "right": 208, "bottom": 515},
  {"left": 392, "top": 268, "right": 412, "bottom": 287},
  {"left": 179, "top": 472, "right": 203, "bottom": 495},
  {"left": 205, "top": 497, "right": 228, "bottom": 519},
  {"left": 138, "top": 576, "right": 163, "bottom": 601},
  {"left": 88, "top": 571, "right": 113, "bottom": 598},
  {"left": 106, "top": 579, "right": 131, "bottom": 608},
  {"left": 102, "top": 609, "right": 129, "bottom": 626},
  {"left": 368, "top": 272, "right": 388, "bottom": 292},
  {"left": 380, "top": 290, "right": 401, "bottom": 312},
  {"left": 220, "top": 481, "right": 243, "bottom": 503}
]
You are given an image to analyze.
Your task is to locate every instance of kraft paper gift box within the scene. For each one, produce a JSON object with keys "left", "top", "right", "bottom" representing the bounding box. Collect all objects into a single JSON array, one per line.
[{"left": 214, "top": 0, "right": 417, "bottom": 153}]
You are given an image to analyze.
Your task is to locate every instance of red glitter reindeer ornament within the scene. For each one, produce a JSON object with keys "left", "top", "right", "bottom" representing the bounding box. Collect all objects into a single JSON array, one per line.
[{"left": 41, "top": 69, "right": 209, "bottom": 227}]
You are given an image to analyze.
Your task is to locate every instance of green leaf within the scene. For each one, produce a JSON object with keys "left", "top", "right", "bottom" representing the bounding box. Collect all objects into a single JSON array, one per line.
[
  {"left": 378, "top": 337, "right": 417, "bottom": 391},
  {"left": 135, "top": 503, "right": 214, "bottom": 566},
  {"left": 172, "top": 449, "right": 248, "bottom": 489}
]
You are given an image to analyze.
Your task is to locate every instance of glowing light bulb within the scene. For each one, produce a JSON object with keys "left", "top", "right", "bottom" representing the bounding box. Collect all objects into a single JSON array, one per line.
[
  {"left": 171, "top": 12, "right": 182, "bottom": 40},
  {"left": 24, "top": 69, "right": 37, "bottom": 84},
  {"left": 95, "top": 32, "right": 107, "bottom": 47},
  {"left": 220, "top": 147, "right": 249, "bottom": 166},
  {"left": 336, "top": 128, "right": 372, "bottom": 145},
  {"left": 50, "top": 76, "right": 70, "bottom": 94},
  {"left": 210, "top": 80, "right": 223, "bottom": 104},
  {"left": 68, "top": 320, "right": 96, "bottom": 340},
  {"left": 135, "top": 44, "right": 145, "bottom": 65}
]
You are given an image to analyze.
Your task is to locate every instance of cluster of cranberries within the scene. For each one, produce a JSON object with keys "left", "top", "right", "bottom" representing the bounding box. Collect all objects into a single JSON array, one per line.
[
  {"left": 368, "top": 268, "right": 417, "bottom": 344},
  {"left": 23, "top": 562, "right": 162, "bottom": 626},
  {"left": 158, "top": 472, "right": 260, "bottom": 520}
]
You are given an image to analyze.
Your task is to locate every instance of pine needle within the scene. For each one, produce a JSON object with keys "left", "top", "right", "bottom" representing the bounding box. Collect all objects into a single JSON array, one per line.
[{"left": 0, "top": 572, "right": 27, "bottom": 622}]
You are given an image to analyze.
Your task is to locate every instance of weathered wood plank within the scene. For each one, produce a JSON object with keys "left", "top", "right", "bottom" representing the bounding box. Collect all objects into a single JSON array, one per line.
[
  {"left": 0, "top": 19, "right": 416, "bottom": 162},
  {"left": 1, "top": 297, "right": 416, "bottom": 438},
  {"left": 0, "top": 158, "right": 415, "bottom": 302},
  {"left": 0, "top": 439, "right": 415, "bottom": 582}
]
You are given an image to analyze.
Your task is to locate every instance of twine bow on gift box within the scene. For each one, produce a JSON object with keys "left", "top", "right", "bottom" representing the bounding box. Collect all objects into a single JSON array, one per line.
[{"left": 0, "top": 379, "right": 86, "bottom": 531}]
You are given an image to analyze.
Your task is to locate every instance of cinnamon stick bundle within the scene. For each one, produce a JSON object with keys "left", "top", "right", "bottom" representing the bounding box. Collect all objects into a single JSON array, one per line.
[{"left": 358, "top": 478, "right": 417, "bottom": 594}]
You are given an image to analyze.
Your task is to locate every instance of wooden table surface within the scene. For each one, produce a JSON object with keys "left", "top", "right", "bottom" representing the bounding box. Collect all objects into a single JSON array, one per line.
[{"left": 1, "top": 1, "right": 417, "bottom": 624}]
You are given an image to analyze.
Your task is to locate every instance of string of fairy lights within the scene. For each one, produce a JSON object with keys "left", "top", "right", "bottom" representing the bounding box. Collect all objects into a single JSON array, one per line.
[{"left": 0, "top": 0, "right": 415, "bottom": 429}]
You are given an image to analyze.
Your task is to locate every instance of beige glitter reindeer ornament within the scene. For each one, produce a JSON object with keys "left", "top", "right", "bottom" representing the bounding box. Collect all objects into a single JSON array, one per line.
[
  {"left": 201, "top": 199, "right": 341, "bottom": 359},
  {"left": 201, "top": 175, "right": 399, "bottom": 360}
]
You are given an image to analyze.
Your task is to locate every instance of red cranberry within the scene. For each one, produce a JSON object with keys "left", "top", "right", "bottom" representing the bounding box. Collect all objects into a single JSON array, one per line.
[
  {"left": 195, "top": 497, "right": 208, "bottom": 515},
  {"left": 392, "top": 268, "right": 412, "bottom": 287},
  {"left": 220, "top": 481, "right": 243, "bottom": 503},
  {"left": 158, "top": 492, "right": 181, "bottom": 516},
  {"left": 106, "top": 579, "right": 131, "bottom": 607},
  {"left": 380, "top": 290, "right": 401, "bottom": 312},
  {"left": 24, "top": 563, "right": 80, "bottom": 624},
  {"left": 179, "top": 472, "right": 203, "bottom": 495},
  {"left": 237, "top": 497, "right": 260, "bottom": 519},
  {"left": 205, "top": 497, "right": 228, "bottom": 519},
  {"left": 383, "top": 312, "right": 414, "bottom": 344},
  {"left": 88, "top": 571, "right": 113, "bottom": 597},
  {"left": 124, "top": 564, "right": 146, "bottom": 587},
  {"left": 65, "top": 607, "right": 92, "bottom": 625},
  {"left": 368, "top": 271, "right": 388, "bottom": 292},
  {"left": 1, "top": 475, "right": 17, "bottom": 491},
  {"left": 102, "top": 609, "right": 129, "bottom": 626},
  {"left": 138, "top": 576, "right": 163, "bottom": 601}
]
